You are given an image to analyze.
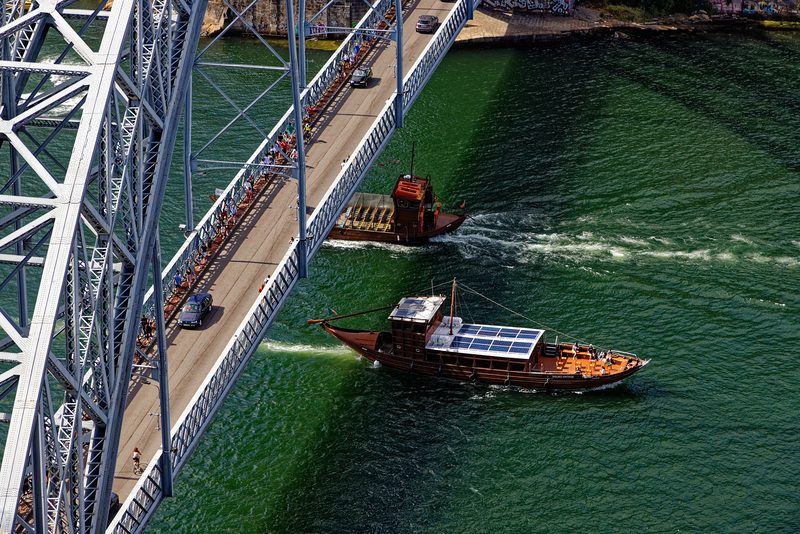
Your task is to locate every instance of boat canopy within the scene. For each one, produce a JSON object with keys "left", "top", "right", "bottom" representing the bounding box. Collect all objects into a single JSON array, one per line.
[
  {"left": 389, "top": 296, "right": 445, "bottom": 323},
  {"left": 427, "top": 318, "right": 544, "bottom": 360}
]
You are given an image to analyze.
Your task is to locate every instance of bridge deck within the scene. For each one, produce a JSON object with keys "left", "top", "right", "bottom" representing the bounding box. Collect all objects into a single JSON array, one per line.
[{"left": 112, "top": 0, "right": 453, "bottom": 502}]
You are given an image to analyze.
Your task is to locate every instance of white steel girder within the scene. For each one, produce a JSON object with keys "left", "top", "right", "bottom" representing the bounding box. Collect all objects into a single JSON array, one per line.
[{"left": 0, "top": 0, "right": 207, "bottom": 530}]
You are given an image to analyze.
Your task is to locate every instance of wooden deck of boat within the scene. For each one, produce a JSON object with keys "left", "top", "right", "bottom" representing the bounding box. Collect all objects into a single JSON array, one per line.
[
  {"left": 112, "top": 0, "right": 454, "bottom": 502},
  {"left": 536, "top": 348, "right": 621, "bottom": 376}
]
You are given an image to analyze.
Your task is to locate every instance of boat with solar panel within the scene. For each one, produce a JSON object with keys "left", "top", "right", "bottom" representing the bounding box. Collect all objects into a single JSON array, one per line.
[
  {"left": 326, "top": 173, "right": 466, "bottom": 243},
  {"left": 309, "top": 281, "right": 649, "bottom": 390}
]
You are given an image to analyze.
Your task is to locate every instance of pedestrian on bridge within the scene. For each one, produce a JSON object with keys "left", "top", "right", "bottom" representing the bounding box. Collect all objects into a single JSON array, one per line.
[{"left": 132, "top": 447, "right": 141, "bottom": 473}]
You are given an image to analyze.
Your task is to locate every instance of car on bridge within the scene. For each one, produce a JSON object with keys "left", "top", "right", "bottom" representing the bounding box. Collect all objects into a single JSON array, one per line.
[
  {"left": 350, "top": 67, "right": 372, "bottom": 88},
  {"left": 415, "top": 15, "right": 438, "bottom": 33},
  {"left": 178, "top": 293, "right": 213, "bottom": 328}
]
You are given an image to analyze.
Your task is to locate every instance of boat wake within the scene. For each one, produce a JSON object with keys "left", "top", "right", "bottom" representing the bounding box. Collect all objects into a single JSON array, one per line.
[
  {"left": 260, "top": 340, "right": 356, "bottom": 356},
  {"left": 322, "top": 239, "right": 418, "bottom": 254},
  {"left": 433, "top": 213, "right": 797, "bottom": 268}
]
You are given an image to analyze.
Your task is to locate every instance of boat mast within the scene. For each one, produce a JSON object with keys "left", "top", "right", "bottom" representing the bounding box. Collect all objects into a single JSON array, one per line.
[
  {"left": 449, "top": 278, "right": 456, "bottom": 335},
  {"left": 410, "top": 141, "right": 415, "bottom": 179}
]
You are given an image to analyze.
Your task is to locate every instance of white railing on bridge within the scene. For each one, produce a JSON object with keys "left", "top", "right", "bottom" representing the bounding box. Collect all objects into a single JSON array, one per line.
[{"left": 109, "top": 0, "right": 479, "bottom": 530}]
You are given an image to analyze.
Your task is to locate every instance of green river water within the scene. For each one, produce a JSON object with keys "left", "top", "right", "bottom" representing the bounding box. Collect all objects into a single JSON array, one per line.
[{"left": 143, "top": 30, "right": 800, "bottom": 533}]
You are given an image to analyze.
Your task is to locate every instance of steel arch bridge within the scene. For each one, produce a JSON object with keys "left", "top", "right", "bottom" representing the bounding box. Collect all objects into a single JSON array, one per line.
[
  {"left": 0, "top": 0, "right": 478, "bottom": 528},
  {"left": 0, "top": 0, "right": 207, "bottom": 531}
]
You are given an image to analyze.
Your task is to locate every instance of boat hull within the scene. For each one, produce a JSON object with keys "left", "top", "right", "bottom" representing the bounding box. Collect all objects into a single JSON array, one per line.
[
  {"left": 322, "top": 323, "right": 646, "bottom": 390},
  {"left": 327, "top": 213, "right": 466, "bottom": 243}
]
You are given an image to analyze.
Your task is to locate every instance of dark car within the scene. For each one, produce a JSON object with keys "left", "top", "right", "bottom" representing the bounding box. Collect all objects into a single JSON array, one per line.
[
  {"left": 178, "top": 293, "right": 213, "bottom": 328},
  {"left": 415, "top": 15, "right": 438, "bottom": 33},
  {"left": 350, "top": 67, "right": 372, "bottom": 88}
]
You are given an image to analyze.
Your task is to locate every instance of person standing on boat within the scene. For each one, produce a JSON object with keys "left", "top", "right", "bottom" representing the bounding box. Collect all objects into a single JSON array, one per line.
[{"left": 571, "top": 342, "right": 579, "bottom": 359}]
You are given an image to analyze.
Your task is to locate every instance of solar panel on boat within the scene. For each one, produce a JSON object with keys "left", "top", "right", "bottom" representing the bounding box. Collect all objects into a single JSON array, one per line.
[
  {"left": 427, "top": 321, "right": 543, "bottom": 359},
  {"left": 517, "top": 331, "right": 539, "bottom": 339},
  {"left": 452, "top": 337, "right": 471, "bottom": 348},
  {"left": 449, "top": 336, "right": 534, "bottom": 355}
]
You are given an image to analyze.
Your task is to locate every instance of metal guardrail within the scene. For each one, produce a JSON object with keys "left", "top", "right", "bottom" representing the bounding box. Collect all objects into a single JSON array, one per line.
[{"left": 109, "top": 0, "right": 477, "bottom": 530}]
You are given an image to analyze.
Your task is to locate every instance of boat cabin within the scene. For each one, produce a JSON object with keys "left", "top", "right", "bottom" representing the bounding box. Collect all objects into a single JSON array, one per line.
[
  {"left": 388, "top": 296, "right": 545, "bottom": 372},
  {"left": 390, "top": 175, "right": 438, "bottom": 238}
]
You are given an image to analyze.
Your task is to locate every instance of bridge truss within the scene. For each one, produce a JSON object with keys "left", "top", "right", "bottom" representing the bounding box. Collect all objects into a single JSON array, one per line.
[
  {"left": 0, "top": 0, "right": 207, "bottom": 530},
  {"left": 0, "top": 0, "right": 478, "bottom": 528}
]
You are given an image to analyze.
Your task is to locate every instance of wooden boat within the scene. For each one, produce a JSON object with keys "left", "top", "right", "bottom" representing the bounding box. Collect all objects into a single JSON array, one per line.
[
  {"left": 310, "top": 282, "right": 649, "bottom": 390},
  {"left": 326, "top": 174, "right": 466, "bottom": 243}
]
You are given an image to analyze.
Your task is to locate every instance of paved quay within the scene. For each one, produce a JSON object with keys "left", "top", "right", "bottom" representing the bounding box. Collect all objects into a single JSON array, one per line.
[
  {"left": 453, "top": 6, "right": 760, "bottom": 45},
  {"left": 455, "top": 6, "right": 611, "bottom": 44}
]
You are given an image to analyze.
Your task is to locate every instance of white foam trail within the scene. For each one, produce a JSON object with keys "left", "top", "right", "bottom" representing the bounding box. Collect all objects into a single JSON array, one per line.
[
  {"left": 260, "top": 340, "right": 353, "bottom": 355},
  {"left": 322, "top": 239, "right": 417, "bottom": 254},
  {"left": 731, "top": 234, "right": 755, "bottom": 245}
]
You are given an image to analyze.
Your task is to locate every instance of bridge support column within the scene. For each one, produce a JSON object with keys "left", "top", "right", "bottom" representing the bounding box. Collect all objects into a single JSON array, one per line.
[
  {"left": 151, "top": 235, "right": 173, "bottom": 496},
  {"left": 183, "top": 75, "right": 194, "bottom": 230},
  {"left": 395, "top": 0, "right": 404, "bottom": 128},
  {"left": 467, "top": 0, "right": 474, "bottom": 21},
  {"left": 286, "top": 0, "right": 309, "bottom": 278}
]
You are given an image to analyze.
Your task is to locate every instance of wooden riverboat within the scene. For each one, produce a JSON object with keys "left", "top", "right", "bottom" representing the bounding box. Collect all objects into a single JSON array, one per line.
[
  {"left": 310, "top": 282, "right": 648, "bottom": 390},
  {"left": 326, "top": 174, "right": 466, "bottom": 243}
]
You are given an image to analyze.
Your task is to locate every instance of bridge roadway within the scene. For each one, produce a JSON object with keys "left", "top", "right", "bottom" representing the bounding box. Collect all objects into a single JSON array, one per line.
[{"left": 111, "top": 0, "right": 454, "bottom": 506}]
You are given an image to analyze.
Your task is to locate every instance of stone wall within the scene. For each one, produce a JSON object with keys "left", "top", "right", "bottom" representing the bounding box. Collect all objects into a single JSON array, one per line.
[{"left": 202, "top": 0, "right": 371, "bottom": 36}]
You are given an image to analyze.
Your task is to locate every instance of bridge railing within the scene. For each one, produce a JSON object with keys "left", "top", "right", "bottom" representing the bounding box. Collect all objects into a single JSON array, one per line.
[{"left": 306, "top": 98, "right": 400, "bottom": 255}]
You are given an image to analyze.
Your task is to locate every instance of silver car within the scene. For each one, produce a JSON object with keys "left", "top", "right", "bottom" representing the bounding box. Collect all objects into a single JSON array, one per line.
[{"left": 415, "top": 15, "right": 438, "bottom": 33}]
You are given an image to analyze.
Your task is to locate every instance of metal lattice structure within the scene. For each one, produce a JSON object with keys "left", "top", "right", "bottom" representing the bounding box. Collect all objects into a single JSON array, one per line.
[
  {"left": 0, "top": 0, "right": 478, "bottom": 527},
  {"left": 0, "top": 0, "right": 207, "bottom": 529}
]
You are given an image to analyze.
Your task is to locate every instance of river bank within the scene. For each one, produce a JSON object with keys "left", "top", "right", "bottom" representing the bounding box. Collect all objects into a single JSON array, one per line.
[
  {"left": 453, "top": 5, "right": 789, "bottom": 45},
  {"left": 231, "top": 6, "right": 794, "bottom": 51}
]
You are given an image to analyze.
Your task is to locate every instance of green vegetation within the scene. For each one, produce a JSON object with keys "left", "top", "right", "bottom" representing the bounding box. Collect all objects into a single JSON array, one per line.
[{"left": 603, "top": 4, "right": 652, "bottom": 21}]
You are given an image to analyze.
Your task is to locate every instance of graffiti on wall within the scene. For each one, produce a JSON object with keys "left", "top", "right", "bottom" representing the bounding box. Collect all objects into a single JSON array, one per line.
[
  {"left": 482, "top": 0, "right": 576, "bottom": 15},
  {"left": 711, "top": 0, "right": 779, "bottom": 12}
]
